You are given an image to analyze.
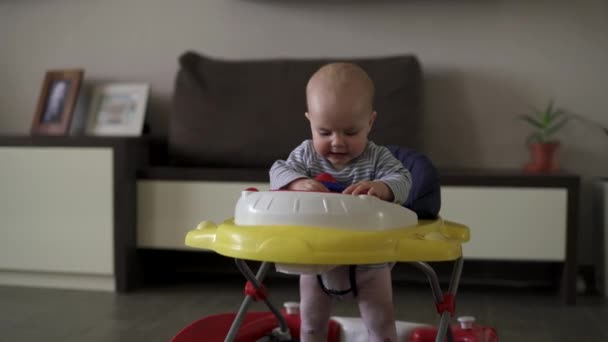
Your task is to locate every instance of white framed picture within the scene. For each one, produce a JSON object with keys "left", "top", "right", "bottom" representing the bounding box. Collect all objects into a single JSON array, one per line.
[{"left": 86, "top": 83, "right": 149, "bottom": 136}]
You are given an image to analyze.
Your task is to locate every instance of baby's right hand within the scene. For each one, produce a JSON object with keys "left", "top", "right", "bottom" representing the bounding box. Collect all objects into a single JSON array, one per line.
[{"left": 286, "top": 178, "right": 329, "bottom": 192}]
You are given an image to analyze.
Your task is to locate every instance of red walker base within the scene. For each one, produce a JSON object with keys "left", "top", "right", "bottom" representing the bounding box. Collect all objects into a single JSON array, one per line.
[
  {"left": 409, "top": 323, "right": 498, "bottom": 342},
  {"left": 171, "top": 310, "right": 341, "bottom": 342}
]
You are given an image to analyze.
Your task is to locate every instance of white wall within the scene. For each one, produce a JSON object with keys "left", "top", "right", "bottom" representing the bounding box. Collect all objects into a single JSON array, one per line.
[{"left": 1, "top": 0, "right": 607, "bottom": 262}]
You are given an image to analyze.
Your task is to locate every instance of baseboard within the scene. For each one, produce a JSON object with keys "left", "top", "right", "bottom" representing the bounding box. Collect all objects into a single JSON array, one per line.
[
  {"left": 0, "top": 270, "right": 115, "bottom": 292},
  {"left": 137, "top": 249, "right": 572, "bottom": 291}
]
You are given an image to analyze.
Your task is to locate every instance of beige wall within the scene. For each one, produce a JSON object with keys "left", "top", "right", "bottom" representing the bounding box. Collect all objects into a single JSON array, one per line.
[
  {"left": 1, "top": 0, "right": 607, "bottom": 262},
  {"left": 1, "top": 0, "right": 606, "bottom": 170}
]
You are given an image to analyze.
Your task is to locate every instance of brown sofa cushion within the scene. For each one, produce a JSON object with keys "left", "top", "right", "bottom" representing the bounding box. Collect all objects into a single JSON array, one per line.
[{"left": 170, "top": 51, "right": 422, "bottom": 168}]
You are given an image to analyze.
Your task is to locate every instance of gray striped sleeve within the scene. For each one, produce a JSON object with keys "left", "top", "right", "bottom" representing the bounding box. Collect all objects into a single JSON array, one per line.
[
  {"left": 269, "top": 141, "right": 312, "bottom": 190},
  {"left": 373, "top": 145, "right": 412, "bottom": 204}
]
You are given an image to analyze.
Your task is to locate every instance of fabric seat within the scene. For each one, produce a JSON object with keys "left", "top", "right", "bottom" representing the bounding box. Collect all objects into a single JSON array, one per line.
[{"left": 387, "top": 146, "right": 441, "bottom": 219}]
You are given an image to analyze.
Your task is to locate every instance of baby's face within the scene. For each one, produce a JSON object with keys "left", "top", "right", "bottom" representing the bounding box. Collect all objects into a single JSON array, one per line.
[{"left": 306, "top": 91, "right": 375, "bottom": 170}]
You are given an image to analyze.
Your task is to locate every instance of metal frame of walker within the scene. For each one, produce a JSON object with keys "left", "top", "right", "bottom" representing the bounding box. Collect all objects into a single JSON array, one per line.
[{"left": 224, "top": 256, "right": 464, "bottom": 342}]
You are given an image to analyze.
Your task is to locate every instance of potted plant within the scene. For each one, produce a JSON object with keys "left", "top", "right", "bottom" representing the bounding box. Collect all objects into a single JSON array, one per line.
[{"left": 520, "top": 100, "right": 569, "bottom": 173}]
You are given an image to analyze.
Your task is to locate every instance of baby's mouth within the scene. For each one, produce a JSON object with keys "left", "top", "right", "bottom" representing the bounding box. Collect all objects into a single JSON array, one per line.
[{"left": 329, "top": 152, "right": 348, "bottom": 157}]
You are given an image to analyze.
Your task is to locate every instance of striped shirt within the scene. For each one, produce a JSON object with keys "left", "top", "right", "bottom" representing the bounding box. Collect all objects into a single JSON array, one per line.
[{"left": 269, "top": 140, "right": 412, "bottom": 204}]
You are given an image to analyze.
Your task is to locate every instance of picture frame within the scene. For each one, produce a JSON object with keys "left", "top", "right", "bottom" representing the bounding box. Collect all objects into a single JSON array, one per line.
[
  {"left": 31, "top": 69, "right": 84, "bottom": 135},
  {"left": 86, "top": 83, "right": 149, "bottom": 136}
]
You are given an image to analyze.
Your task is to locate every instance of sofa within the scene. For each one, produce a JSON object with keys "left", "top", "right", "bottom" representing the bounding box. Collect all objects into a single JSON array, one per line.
[{"left": 167, "top": 51, "right": 424, "bottom": 169}]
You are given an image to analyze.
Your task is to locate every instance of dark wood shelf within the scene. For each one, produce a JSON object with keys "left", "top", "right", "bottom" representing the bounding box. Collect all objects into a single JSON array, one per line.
[
  {"left": 439, "top": 168, "right": 580, "bottom": 188},
  {"left": 0, "top": 134, "right": 147, "bottom": 147}
]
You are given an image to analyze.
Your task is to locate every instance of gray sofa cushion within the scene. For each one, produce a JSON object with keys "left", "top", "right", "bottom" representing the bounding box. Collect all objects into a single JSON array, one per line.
[{"left": 170, "top": 51, "right": 423, "bottom": 168}]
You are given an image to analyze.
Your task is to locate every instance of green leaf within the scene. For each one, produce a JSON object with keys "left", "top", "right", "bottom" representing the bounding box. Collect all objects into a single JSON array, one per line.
[
  {"left": 542, "top": 101, "right": 553, "bottom": 124},
  {"left": 519, "top": 115, "right": 544, "bottom": 129},
  {"left": 546, "top": 100, "right": 555, "bottom": 116},
  {"left": 551, "top": 109, "right": 566, "bottom": 120},
  {"left": 546, "top": 117, "right": 569, "bottom": 137}
]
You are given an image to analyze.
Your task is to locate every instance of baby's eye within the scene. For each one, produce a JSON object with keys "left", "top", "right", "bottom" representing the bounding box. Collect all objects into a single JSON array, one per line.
[
  {"left": 345, "top": 130, "right": 359, "bottom": 136},
  {"left": 319, "top": 130, "right": 331, "bottom": 136}
]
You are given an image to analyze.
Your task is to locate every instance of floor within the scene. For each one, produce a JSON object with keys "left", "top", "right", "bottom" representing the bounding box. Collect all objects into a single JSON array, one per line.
[{"left": 1, "top": 277, "right": 607, "bottom": 342}]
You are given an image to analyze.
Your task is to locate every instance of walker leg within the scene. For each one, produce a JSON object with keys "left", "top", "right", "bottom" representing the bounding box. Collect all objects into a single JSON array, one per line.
[
  {"left": 225, "top": 260, "right": 291, "bottom": 342},
  {"left": 410, "top": 262, "right": 444, "bottom": 305},
  {"left": 234, "top": 260, "right": 290, "bottom": 335},
  {"left": 410, "top": 257, "right": 464, "bottom": 342},
  {"left": 448, "top": 257, "right": 464, "bottom": 296},
  {"left": 225, "top": 292, "right": 255, "bottom": 342},
  {"left": 435, "top": 312, "right": 452, "bottom": 342},
  {"left": 225, "top": 260, "right": 275, "bottom": 342}
]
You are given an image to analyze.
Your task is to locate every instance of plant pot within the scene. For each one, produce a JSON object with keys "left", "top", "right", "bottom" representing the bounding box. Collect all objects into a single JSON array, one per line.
[{"left": 523, "top": 142, "right": 560, "bottom": 173}]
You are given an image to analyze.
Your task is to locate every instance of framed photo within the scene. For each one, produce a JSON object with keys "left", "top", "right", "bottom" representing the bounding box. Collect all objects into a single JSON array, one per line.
[
  {"left": 86, "top": 83, "right": 149, "bottom": 136},
  {"left": 31, "top": 69, "right": 84, "bottom": 135}
]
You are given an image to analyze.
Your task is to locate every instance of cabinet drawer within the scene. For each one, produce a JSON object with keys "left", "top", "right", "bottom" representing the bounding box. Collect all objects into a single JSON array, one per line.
[
  {"left": 440, "top": 186, "right": 567, "bottom": 261},
  {"left": 137, "top": 180, "right": 269, "bottom": 249}
]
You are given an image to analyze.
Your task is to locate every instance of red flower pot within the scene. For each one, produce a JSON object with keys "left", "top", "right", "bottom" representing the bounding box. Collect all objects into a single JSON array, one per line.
[{"left": 523, "top": 142, "right": 560, "bottom": 173}]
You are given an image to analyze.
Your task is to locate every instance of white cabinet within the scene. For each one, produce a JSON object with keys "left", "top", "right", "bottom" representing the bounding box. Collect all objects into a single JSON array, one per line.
[
  {"left": 440, "top": 186, "right": 567, "bottom": 261},
  {"left": 0, "top": 137, "right": 144, "bottom": 292},
  {"left": 137, "top": 180, "right": 269, "bottom": 249},
  {"left": 0, "top": 146, "right": 114, "bottom": 290}
]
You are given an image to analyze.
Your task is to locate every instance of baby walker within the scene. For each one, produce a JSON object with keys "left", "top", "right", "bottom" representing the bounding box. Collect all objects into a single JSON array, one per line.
[{"left": 171, "top": 175, "right": 497, "bottom": 342}]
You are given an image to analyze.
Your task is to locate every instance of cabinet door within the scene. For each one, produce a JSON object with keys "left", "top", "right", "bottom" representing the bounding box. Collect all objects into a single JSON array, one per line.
[
  {"left": 0, "top": 147, "right": 114, "bottom": 288},
  {"left": 137, "top": 180, "right": 269, "bottom": 249},
  {"left": 440, "top": 186, "right": 567, "bottom": 261}
]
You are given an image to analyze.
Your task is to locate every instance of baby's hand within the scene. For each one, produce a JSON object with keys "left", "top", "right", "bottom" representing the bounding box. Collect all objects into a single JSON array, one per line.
[
  {"left": 343, "top": 181, "right": 394, "bottom": 201},
  {"left": 286, "top": 178, "right": 329, "bottom": 192}
]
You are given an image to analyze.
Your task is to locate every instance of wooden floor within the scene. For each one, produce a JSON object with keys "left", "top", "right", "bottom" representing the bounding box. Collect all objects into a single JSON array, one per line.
[{"left": 1, "top": 277, "right": 607, "bottom": 342}]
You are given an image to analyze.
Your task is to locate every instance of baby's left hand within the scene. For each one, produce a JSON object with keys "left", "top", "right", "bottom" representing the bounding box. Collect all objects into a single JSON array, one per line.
[{"left": 342, "top": 181, "right": 394, "bottom": 202}]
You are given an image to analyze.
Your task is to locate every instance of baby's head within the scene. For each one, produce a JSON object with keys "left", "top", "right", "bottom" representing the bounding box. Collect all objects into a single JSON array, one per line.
[{"left": 305, "top": 62, "right": 376, "bottom": 169}]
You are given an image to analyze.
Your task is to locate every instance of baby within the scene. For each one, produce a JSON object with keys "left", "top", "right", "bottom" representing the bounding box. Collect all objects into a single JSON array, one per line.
[{"left": 269, "top": 62, "right": 412, "bottom": 342}]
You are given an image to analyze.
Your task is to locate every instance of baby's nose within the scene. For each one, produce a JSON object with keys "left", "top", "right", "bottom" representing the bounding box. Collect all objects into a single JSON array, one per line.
[{"left": 332, "top": 134, "right": 345, "bottom": 146}]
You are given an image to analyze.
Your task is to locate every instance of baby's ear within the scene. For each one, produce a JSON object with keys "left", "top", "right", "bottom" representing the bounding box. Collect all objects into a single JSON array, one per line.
[{"left": 369, "top": 111, "right": 377, "bottom": 126}]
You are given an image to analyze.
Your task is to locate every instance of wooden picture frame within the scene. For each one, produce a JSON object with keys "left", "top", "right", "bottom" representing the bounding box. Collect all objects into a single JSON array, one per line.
[
  {"left": 31, "top": 69, "right": 84, "bottom": 135},
  {"left": 85, "top": 83, "right": 149, "bottom": 137}
]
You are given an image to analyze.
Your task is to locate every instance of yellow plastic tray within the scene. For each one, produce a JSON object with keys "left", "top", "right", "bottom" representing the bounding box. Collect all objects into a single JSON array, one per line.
[{"left": 185, "top": 218, "right": 469, "bottom": 264}]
